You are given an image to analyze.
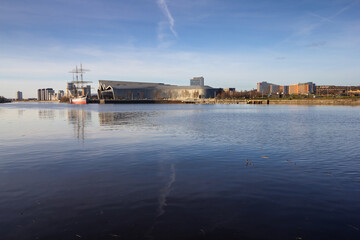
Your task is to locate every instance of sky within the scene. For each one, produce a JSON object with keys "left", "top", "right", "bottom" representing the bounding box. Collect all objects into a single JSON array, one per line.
[{"left": 0, "top": 0, "right": 359, "bottom": 98}]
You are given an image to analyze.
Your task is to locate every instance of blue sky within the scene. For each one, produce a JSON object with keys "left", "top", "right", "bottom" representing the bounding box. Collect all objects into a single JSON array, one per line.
[{"left": 0, "top": 0, "right": 359, "bottom": 98}]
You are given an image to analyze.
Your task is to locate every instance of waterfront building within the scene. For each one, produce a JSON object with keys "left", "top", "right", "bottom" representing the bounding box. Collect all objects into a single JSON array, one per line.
[
  {"left": 98, "top": 79, "right": 221, "bottom": 100},
  {"left": 289, "top": 82, "right": 316, "bottom": 95},
  {"left": 66, "top": 82, "right": 75, "bottom": 97},
  {"left": 190, "top": 77, "right": 204, "bottom": 87},
  {"left": 288, "top": 84, "right": 298, "bottom": 95},
  {"left": 279, "top": 85, "right": 289, "bottom": 95},
  {"left": 257, "top": 82, "right": 270, "bottom": 94},
  {"left": 38, "top": 89, "right": 46, "bottom": 101},
  {"left": 315, "top": 85, "right": 358, "bottom": 95},
  {"left": 41, "top": 89, "right": 46, "bottom": 101},
  {"left": 83, "top": 85, "right": 91, "bottom": 96},
  {"left": 45, "top": 88, "right": 54, "bottom": 101},
  {"left": 269, "top": 84, "right": 280, "bottom": 94},
  {"left": 58, "top": 90, "right": 64, "bottom": 100},
  {"left": 348, "top": 90, "right": 360, "bottom": 96},
  {"left": 50, "top": 94, "right": 57, "bottom": 101},
  {"left": 37, "top": 88, "right": 62, "bottom": 101},
  {"left": 258, "top": 82, "right": 315, "bottom": 95},
  {"left": 16, "top": 91, "right": 23, "bottom": 100},
  {"left": 223, "top": 88, "right": 236, "bottom": 93},
  {"left": 37, "top": 89, "right": 42, "bottom": 100},
  {"left": 257, "top": 82, "right": 280, "bottom": 94}
]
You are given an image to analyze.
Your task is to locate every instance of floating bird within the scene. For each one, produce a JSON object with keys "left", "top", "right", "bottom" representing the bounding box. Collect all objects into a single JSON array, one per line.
[{"left": 246, "top": 159, "right": 254, "bottom": 166}]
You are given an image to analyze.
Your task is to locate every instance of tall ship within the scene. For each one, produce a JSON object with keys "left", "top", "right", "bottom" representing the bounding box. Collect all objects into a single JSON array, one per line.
[{"left": 67, "top": 64, "right": 92, "bottom": 104}]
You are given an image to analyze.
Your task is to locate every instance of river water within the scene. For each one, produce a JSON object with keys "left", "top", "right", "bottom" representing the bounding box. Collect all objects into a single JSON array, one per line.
[{"left": 0, "top": 103, "right": 359, "bottom": 240}]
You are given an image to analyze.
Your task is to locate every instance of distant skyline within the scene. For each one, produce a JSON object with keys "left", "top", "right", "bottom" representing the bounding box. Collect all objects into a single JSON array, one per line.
[{"left": 0, "top": 0, "right": 359, "bottom": 98}]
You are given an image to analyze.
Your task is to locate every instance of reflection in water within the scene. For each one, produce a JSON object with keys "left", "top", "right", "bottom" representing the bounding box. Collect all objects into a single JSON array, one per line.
[
  {"left": 67, "top": 109, "right": 92, "bottom": 140},
  {"left": 98, "top": 111, "right": 158, "bottom": 128},
  {"left": 38, "top": 109, "right": 55, "bottom": 119},
  {"left": 58, "top": 109, "right": 66, "bottom": 119},
  {"left": 2, "top": 104, "right": 360, "bottom": 240},
  {"left": 17, "top": 109, "right": 25, "bottom": 117},
  {"left": 146, "top": 163, "right": 176, "bottom": 238},
  {"left": 157, "top": 164, "right": 176, "bottom": 217}
]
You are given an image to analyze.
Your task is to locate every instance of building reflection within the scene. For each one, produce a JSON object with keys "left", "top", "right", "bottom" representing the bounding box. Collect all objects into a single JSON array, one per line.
[
  {"left": 17, "top": 109, "right": 25, "bottom": 117},
  {"left": 67, "top": 109, "right": 92, "bottom": 140},
  {"left": 98, "top": 111, "right": 156, "bottom": 127},
  {"left": 38, "top": 109, "right": 55, "bottom": 119}
]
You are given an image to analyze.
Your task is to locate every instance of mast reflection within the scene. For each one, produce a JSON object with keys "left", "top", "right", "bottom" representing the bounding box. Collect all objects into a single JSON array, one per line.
[{"left": 67, "top": 109, "right": 91, "bottom": 140}]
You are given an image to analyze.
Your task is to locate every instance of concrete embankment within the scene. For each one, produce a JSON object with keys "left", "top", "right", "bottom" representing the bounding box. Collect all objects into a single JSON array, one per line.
[
  {"left": 93, "top": 99, "right": 194, "bottom": 104},
  {"left": 90, "top": 99, "right": 246, "bottom": 104},
  {"left": 194, "top": 99, "right": 246, "bottom": 104},
  {"left": 198, "top": 98, "right": 360, "bottom": 106},
  {"left": 89, "top": 98, "right": 360, "bottom": 106},
  {"left": 268, "top": 98, "right": 360, "bottom": 106}
]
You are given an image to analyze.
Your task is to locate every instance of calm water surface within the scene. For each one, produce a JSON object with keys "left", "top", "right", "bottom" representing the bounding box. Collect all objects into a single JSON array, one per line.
[{"left": 0, "top": 103, "right": 359, "bottom": 240}]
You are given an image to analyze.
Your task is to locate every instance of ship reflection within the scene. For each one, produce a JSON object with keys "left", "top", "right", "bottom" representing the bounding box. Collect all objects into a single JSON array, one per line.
[{"left": 67, "top": 109, "right": 92, "bottom": 140}]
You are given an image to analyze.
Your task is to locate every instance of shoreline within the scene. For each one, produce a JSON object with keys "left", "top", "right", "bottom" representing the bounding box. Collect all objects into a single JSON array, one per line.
[
  {"left": 268, "top": 98, "right": 360, "bottom": 106},
  {"left": 5, "top": 97, "right": 360, "bottom": 106},
  {"left": 195, "top": 98, "right": 360, "bottom": 106}
]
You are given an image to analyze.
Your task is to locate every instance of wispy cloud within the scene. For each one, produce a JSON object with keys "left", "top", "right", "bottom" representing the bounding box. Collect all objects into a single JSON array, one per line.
[
  {"left": 306, "top": 41, "right": 327, "bottom": 47},
  {"left": 282, "top": 1, "right": 359, "bottom": 43},
  {"left": 157, "top": 0, "right": 177, "bottom": 38},
  {"left": 331, "top": 1, "right": 359, "bottom": 18},
  {"left": 308, "top": 12, "right": 333, "bottom": 23},
  {"left": 309, "top": 0, "right": 359, "bottom": 24},
  {"left": 157, "top": 22, "right": 176, "bottom": 48}
]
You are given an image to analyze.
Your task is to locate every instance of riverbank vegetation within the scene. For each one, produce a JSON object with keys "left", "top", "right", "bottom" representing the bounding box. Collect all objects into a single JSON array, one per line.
[
  {"left": 59, "top": 96, "right": 70, "bottom": 103},
  {"left": 0, "top": 96, "right": 11, "bottom": 103},
  {"left": 216, "top": 90, "right": 360, "bottom": 100}
]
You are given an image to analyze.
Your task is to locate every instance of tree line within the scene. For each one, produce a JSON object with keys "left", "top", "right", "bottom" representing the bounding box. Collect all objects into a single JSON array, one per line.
[{"left": 0, "top": 96, "right": 11, "bottom": 103}]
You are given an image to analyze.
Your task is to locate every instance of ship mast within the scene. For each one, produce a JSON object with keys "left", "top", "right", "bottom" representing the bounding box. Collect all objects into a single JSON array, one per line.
[{"left": 69, "top": 64, "right": 92, "bottom": 97}]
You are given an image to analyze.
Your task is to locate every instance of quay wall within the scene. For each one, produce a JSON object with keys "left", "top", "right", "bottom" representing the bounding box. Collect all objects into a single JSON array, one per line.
[
  {"left": 194, "top": 99, "right": 246, "bottom": 104},
  {"left": 95, "top": 99, "right": 191, "bottom": 104},
  {"left": 90, "top": 98, "right": 360, "bottom": 106},
  {"left": 194, "top": 98, "right": 360, "bottom": 106},
  {"left": 268, "top": 98, "right": 360, "bottom": 106}
]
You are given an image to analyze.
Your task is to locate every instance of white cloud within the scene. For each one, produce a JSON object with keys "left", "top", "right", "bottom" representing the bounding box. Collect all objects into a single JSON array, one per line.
[{"left": 157, "top": 0, "right": 178, "bottom": 40}]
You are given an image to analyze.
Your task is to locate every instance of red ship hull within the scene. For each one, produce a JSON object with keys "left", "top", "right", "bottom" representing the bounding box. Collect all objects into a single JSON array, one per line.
[{"left": 70, "top": 97, "right": 88, "bottom": 104}]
